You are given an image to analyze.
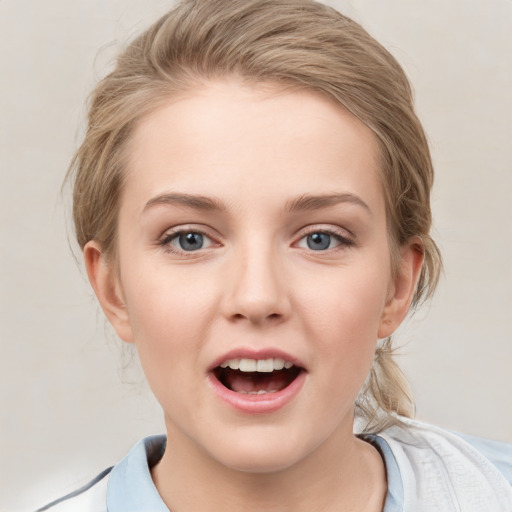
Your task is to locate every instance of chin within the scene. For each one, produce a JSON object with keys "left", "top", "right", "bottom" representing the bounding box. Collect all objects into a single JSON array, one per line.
[
  {"left": 217, "top": 450, "right": 304, "bottom": 474},
  {"left": 203, "top": 429, "right": 315, "bottom": 474}
]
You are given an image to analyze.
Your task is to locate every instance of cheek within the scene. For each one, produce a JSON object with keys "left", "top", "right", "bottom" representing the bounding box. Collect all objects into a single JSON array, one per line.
[
  {"left": 293, "top": 258, "right": 391, "bottom": 374},
  {"left": 296, "top": 262, "right": 390, "bottom": 333},
  {"left": 122, "top": 261, "right": 216, "bottom": 340},
  {"left": 119, "top": 270, "right": 215, "bottom": 404},
  {"left": 118, "top": 262, "right": 230, "bottom": 411}
]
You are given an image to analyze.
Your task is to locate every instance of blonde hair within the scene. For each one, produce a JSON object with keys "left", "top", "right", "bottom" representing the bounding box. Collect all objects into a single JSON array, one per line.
[{"left": 69, "top": 0, "right": 442, "bottom": 432}]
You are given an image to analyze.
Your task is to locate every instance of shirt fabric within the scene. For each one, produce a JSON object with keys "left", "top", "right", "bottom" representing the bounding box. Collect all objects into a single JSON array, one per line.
[{"left": 36, "top": 418, "right": 512, "bottom": 512}]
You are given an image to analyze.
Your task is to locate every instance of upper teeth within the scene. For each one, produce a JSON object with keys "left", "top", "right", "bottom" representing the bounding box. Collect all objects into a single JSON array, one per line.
[{"left": 219, "top": 358, "right": 294, "bottom": 372}]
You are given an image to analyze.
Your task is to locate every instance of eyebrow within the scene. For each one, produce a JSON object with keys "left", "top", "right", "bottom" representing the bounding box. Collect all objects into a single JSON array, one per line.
[
  {"left": 143, "top": 192, "right": 226, "bottom": 213},
  {"left": 142, "top": 191, "right": 372, "bottom": 216},
  {"left": 285, "top": 193, "right": 372, "bottom": 215}
]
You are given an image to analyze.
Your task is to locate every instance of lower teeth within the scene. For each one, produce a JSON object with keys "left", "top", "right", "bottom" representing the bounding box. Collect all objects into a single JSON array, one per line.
[{"left": 238, "top": 389, "right": 278, "bottom": 395}]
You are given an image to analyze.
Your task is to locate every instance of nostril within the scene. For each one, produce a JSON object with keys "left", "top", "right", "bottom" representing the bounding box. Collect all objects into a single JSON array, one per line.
[{"left": 229, "top": 311, "right": 283, "bottom": 323}]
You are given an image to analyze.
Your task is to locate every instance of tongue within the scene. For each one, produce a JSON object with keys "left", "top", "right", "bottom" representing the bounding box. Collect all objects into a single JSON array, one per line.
[{"left": 223, "top": 369, "right": 293, "bottom": 393}]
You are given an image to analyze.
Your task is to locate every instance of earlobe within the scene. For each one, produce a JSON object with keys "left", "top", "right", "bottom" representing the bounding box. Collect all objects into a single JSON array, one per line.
[
  {"left": 83, "top": 241, "right": 135, "bottom": 343},
  {"left": 378, "top": 239, "right": 424, "bottom": 339}
]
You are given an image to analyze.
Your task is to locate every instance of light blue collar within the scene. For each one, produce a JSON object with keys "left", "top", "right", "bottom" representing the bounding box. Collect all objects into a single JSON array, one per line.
[
  {"left": 106, "top": 434, "right": 402, "bottom": 512},
  {"left": 362, "top": 433, "right": 404, "bottom": 512},
  {"left": 107, "top": 435, "right": 168, "bottom": 512}
]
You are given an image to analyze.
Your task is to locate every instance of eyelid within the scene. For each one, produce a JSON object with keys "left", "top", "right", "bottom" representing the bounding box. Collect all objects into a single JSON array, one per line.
[
  {"left": 294, "top": 225, "right": 356, "bottom": 250},
  {"left": 158, "top": 224, "right": 220, "bottom": 256}
]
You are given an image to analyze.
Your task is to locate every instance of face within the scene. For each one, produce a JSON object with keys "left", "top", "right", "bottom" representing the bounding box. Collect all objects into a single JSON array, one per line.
[{"left": 86, "top": 80, "right": 418, "bottom": 474}]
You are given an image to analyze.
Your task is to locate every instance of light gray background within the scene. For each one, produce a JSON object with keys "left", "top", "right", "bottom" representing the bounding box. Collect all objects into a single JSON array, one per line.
[{"left": 1, "top": 1, "right": 511, "bottom": 510}]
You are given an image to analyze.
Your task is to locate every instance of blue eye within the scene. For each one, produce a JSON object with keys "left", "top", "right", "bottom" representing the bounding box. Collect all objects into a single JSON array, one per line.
[
  {"left": 306, "top": 232, "right": 334, "bottom": 250},
  {"left": 161, "top": 230, "right": 214, "bottom": 253},
  {"left": 177, "top": 232, "right": 204, "bottom": 251},
  {"left": 296, "top": 229, "right": 353, "bottom": 252}
]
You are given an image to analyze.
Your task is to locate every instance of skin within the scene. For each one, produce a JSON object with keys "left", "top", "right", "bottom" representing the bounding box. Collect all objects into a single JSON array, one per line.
[{"left": 85, "top": 80, "right": 423, "bottom": 512}]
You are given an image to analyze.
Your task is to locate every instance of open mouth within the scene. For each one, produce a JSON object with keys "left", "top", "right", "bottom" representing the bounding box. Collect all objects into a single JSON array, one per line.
[{"left": 213, "top": 357, "right": 303, "bottom": 395}]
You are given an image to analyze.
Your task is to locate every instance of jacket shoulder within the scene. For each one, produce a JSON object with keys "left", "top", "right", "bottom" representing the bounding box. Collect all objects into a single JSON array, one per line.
[{"left": 456, "top": 431, "right": 512, "bottom": 486}]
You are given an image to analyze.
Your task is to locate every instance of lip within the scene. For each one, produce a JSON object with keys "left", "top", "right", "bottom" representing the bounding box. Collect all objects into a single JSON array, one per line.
[
  {"left": 208, "top": 348, "right": 306, "bottom": 372},
  {"left": 207, "top": 370, "right": 306, "bottom": 414},
  {"left": 207, "top": 348, "right": 307, "bottom": 414}
]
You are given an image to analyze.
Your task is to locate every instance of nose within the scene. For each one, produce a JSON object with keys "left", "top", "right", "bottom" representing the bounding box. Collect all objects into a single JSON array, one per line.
[{"left": 222, "top": 243, "right": 291, "bottom": 325}]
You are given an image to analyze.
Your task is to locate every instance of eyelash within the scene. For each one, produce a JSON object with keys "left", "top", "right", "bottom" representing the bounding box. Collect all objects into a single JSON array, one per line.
[
  {"left": 158, "top": 229, "right": 214, "bottom": 258},
  {"left": 157, "top": 226, "right": 356, "bottom": 257},
  {"left": 296, "top": 227, "right": 356, "bottom": 252}
]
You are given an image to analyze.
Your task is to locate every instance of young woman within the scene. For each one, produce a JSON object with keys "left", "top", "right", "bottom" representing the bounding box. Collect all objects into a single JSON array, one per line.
[{"left": 36, "top": 0, "right": 512, "bottom": 511}]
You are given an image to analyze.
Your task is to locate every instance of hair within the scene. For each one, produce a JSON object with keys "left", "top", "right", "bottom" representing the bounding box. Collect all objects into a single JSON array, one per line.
[{"left": 69, "top": 0, "right": 442, "bottom": 432}]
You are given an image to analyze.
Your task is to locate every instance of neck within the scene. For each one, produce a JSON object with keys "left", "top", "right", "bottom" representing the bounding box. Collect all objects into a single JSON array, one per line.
[{"left": 152, "top": 421, "right": 387, "bottom": 512}]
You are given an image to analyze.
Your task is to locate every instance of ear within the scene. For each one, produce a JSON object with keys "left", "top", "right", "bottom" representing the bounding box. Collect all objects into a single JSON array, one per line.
[
  {"left": 83, "top": 241, "right": 135, "bottom": 343},
  {"left": 378, "top": 238, "right": 424, "bottom": 339}
]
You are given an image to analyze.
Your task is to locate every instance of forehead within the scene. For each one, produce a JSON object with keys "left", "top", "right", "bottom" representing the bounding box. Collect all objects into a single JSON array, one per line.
[{"left": 123, "top": 80, "right": 384, "bottom": 216}]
